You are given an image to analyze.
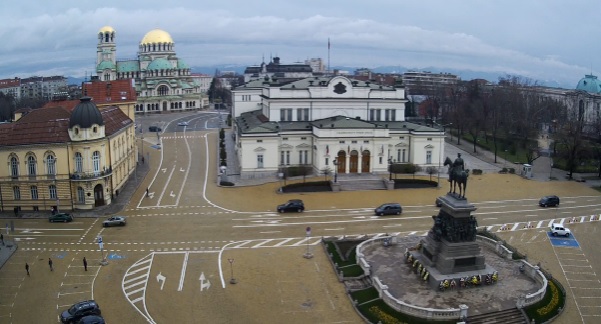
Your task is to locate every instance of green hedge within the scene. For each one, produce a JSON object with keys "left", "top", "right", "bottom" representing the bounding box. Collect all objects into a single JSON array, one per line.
[{"left": 524, "top": 278, "right": 566, "bottom": 323}]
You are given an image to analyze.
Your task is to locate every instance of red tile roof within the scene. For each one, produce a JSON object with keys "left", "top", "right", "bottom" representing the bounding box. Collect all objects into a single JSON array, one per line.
[
  {"left": 82, "top": 79, "right": 137, "bottom": 104},
  {"left": 0, "top": 105, "right": 132, "bottom": 147}
]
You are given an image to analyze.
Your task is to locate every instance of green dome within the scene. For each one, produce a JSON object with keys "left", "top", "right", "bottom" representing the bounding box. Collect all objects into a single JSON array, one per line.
[
  {"left": 576, "top": 74, "right": 601, "bottom": 94},
  {"left": 96, "top": 60, "right": 116, "bottom": 71},
  {"left": 177, "top": 59, "right": 189, "bottom": 69},
  {"left": 147, "top": 58, "right": 172, "bottom": 70}
]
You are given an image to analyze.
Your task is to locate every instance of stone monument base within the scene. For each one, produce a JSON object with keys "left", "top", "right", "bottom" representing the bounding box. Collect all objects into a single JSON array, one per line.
[{"left": 411, "top": 250, "right": 497, "bottom": 290}]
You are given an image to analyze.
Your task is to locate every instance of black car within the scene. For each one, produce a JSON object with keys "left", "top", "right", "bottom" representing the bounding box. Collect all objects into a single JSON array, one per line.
[
  {"left": 60, "top": 300, "right": 101, "bottom": 324},
  {"left": 77, "top": 315, "right": 105, "bottom": 324},
  {"left": 374, "top": 203, "right": 403, "bottom": 216},
  {"left": 148, "top": 126, "right": 162, "bottom": 132},
  {"left": 277, "top": 199, "right": 305, "bottom": 213},
  {"left": 539, "top": 195, "right": 560, "bottom": 207}
]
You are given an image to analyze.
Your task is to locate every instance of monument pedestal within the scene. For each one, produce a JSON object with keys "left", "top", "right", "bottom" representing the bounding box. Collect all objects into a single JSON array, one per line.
[{"left": 411, "top": 193, "right": 496, "bottom": 289}]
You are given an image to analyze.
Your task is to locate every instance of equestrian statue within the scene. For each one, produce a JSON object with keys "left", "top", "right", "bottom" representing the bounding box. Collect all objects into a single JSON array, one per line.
[{"left": 443, "top": 153, "right": 469, "bottom": 198}]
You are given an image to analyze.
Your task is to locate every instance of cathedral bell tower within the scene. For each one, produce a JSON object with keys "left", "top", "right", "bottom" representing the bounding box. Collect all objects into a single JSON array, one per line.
[{"left": 96, "top": 26, "right": 117, "bottom": 81}]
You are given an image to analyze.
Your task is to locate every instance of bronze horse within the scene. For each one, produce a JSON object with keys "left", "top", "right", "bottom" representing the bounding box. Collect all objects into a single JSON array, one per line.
[{"left": 444, "top": 156, "right": 469, "bottom": 198}]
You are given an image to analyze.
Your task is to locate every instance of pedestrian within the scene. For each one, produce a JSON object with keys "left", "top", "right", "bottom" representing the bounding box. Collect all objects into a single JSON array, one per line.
[
  {"left": 146, "top": 187, "right": 149, "bottom": 197},
  {"left": 48, "top": 258, "right": 53, "bottom": 271},
  {"left": 1, "top": 233, "right": 3, "bottom": 246},
  {"left": 83, "top": 257, "right": 88, "bottom": 271},
  {"left": 25, "top": 263, "right": 30, "bottom": 276}
]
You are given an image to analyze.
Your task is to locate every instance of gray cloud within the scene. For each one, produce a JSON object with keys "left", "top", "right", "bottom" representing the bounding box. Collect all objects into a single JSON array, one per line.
[{"left": 0, "top": 0, "right": 598, "bottom": 87}]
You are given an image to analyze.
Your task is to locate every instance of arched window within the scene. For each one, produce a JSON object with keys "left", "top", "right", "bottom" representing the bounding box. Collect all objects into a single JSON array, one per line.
[
  {"left": 30, "top": 186, "right": 38, "bottom": 200},
  {"left": 13, "top": 186, "right": 20, "bottom": 200},
  {"left": 75, "top": 152, "right": 83, "bottom": 173},
  {"left": 158, "top": 85, "right": 169, "bottom": 96},
  {"left": 27, "top": 155, "right": 36, "bottom": 176},
  {"left": 49, "top": 185, "right": 57, "bottom": 200},
  {"left": 10, "top": 156, "right": 18, "bottom": 177},
  {"left": 77, "top": 187, "right": 85, "bottom": 204},
  {"left": 92, "top": 151, "right": 100, "bottom": 175},
  {"left": 46, "top": 155, "right": 56, "bottom": 175}
]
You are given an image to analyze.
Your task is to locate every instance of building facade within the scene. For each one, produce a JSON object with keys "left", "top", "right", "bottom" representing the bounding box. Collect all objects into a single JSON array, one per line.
[
  {"left": 0, "top": 87, "right": 137, "bottom": 212},
  {"left": 232, "top": 75, "right": 444, "bottom": 179},
  {"left": 95, "top": 26, "right": 206, "bottom": 114}
]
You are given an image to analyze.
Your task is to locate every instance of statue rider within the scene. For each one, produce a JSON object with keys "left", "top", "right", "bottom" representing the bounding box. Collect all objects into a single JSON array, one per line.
[{"left": 453, "top": 153, "right": 465, "bottom": 171}]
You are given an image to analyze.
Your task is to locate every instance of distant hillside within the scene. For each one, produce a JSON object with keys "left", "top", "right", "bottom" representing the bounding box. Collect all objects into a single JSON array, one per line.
[{"left": 66, "top": 65, "right": 571, "bottom": 90}]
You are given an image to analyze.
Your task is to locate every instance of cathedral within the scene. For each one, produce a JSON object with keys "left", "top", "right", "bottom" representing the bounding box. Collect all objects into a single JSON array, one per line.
[{"left": 96, "top": 26, "right": 204, "bottom": 114}]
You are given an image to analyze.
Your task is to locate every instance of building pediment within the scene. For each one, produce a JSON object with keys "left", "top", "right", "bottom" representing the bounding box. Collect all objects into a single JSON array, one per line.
[{"left": 254, "top": 147, "right": 266, "bottom": 152}]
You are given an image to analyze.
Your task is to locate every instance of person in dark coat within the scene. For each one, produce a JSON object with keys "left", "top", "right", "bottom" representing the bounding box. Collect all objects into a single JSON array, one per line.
[{"left": 83, "top": 257, "right": 88, "bottom": 271}]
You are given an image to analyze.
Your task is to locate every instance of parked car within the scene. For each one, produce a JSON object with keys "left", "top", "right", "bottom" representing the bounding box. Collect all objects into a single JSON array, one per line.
[
  {"left": 177, "top": 121, "right": 189, "bottom": 126},
  {"left": 375, "top": 203, "right": 403, "bottom": 216},
  {"left": 277, "top": 199, "right": 305, "bottom": 213},
  {"left": 49, "top": 213, "right": 73, "bottom": 223},
  {"left": 60, "top": 300, "right": 101, "bottom": 324},
  {"left": 550, "top": 223, "right": 571, "bottom": 237},
  {"left": 539, "top": 195, "right": 560, "bottom": 207},
  {"left": 103, "top": 216, "right": 126, "bottom": 227},
  {"left": 77, "top": 315, "right": 105, "bottom": 324},
  {"left": 148, "top": 126, "right": 162, "bottom": 132}
]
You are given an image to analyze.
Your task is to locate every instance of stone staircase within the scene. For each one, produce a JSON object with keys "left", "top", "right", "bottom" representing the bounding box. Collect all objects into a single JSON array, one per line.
[
  {"left": 335, "top": 174, "right": 387, "bottom": 191},
  {"left": 467, "top": 308, "right": 527, "bottom": 324}
]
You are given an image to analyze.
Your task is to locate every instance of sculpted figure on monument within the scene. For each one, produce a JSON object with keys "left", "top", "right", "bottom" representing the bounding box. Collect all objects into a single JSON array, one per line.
[{"left": 443, "top": 153, "right": 469, "bottom": 199}]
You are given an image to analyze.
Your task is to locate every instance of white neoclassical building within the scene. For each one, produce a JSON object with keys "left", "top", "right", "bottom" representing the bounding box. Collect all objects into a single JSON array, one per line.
[
  {"left": 232, "top": 75, "right": 445, "bottom": 179},
  {"left": 96, "top": 26, "right": 207, "bottom": 113}
]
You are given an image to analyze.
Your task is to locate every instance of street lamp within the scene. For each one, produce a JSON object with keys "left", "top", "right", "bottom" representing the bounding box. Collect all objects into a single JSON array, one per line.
[
  {"left": 435, "top": 123, "right": 452, "bottom": 186},
  {"left": 332, "top": 158, "right": 338, "bottom": 183}
]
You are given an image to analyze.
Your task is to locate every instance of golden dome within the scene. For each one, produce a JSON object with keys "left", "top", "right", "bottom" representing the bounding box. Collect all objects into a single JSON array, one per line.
[
  {"left": 99, "top": 26, "right": 115, "bottom": 33},
  {"left": 140, "top": 29, "right": 174, "bottom": 45}
]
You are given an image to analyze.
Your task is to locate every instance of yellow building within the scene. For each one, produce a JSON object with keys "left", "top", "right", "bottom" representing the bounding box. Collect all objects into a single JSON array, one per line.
[{"left": 0, "top": 91, "right": 136, "bottom": 212}]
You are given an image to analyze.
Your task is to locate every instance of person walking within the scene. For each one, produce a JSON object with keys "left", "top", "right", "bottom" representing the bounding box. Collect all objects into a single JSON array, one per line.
[
  {"left": 1, "top": 233, "right": 3, "bottom": 246},
  {"left": 25, "top": 263, "right": 30, "bottom": 276},
  {"left": 48, "top": 258, "right": 53, "bottom": 271},
  {"left": 83, "top": 257, "right": 88, "bottom": 271}
]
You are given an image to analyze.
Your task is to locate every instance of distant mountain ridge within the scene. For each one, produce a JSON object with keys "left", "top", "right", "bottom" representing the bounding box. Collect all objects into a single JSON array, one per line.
[{"left": 66, "top": 65, "right": 571, "bottom": 90}]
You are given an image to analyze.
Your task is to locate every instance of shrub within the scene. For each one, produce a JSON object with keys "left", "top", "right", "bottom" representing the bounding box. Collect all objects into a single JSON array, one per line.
[
  {"left": 219, "top": 181, "right": 234, "bottom": 186},
  {"left": 472, "top": 169, "right": 483, "bottom": 175},
  {"left": 508, "top": 168, "right": 516, "bottom": 174}
]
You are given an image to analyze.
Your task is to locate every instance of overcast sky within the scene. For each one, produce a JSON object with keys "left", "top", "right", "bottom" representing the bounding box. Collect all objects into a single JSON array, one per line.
[{"left": 1, "top": 0, "right": 598, "bottom": 88}]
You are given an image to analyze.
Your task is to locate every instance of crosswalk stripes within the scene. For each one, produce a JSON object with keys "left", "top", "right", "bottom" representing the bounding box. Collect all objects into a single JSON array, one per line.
[{"left": 122, "top": 254, "right": 156, "bottom": 324}]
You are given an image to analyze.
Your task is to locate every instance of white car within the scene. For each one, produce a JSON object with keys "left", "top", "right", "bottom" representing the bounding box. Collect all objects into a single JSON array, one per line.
[
  {"left": 550, "top": 223, "right": 571, "bottom": 237},
  {"left": 103, "top": 216, "right": 127, "bottom": 227},
  {"left": 177, "top": 121, "right": 189, "bottom": 126}
]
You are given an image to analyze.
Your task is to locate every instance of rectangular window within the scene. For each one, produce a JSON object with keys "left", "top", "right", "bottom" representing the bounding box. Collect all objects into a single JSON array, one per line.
[
  {"left": 257, "top": 140, "right": 263, "bottom": 143},
  {"left": 397, "top": 149, "right": 401, "bottom": 162},
  {"left": 339, "top": 141, "right": 345, "bottom": 144},
  {"left": 300, "top": 137, "right": 307, "bottom": 140},
  {"left": 426, "top": 150, "right": 432, "bottom": 164},
  {"left": 281, "top": 109, "right": 293, "bottom": 121},
  {"left": 352, "top": 141, "right": 357, "bottom": 144},
  {"left": 30, "top": 186, "right": 39, "bottom": 200},
  {"left": 363, "top": 140, "right": 369, "bottom": 144},
  {"left": 49, "top": 185, "right": 57, "bottom": 200},
  {"left": 303, "top": 108, "right": 309, "bottom": 121},
  {"left": 257, "top": 154, "right": 264, "bottom": 168},
  {"left": 282, "top": 137, "right": 288, "bottom": 141},
  {"left": 13, "top": 186, "right": 20, "bottom": 200},
  {"left": 285, "top": 151, "right": 290, "bottom": 165},
  {"left": 427, "top": 138, "right": 432, "bottom": 141},
  {"left": 385, "top": 109, "right": 390, "bottom": 121},
  {"left": 280, "top": 151, "right": 285, "bottom": 165},
  {"left": 402, "top": 149, "right": 407, "bottom": 162}
]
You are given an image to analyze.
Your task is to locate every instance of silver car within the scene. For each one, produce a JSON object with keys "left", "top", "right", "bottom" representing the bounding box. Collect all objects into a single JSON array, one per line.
[{"left": 103, "top": 216, "right": 126, "bottom": 227}]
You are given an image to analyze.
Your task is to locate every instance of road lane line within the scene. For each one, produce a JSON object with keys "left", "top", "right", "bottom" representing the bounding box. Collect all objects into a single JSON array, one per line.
[{"left": 178, "top": 252, "right": 189, "bottom": 291}]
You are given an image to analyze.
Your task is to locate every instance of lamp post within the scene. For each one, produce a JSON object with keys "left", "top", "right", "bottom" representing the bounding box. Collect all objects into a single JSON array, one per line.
[
  {"left": 332, "top": 158, "right": 338, "bottom": 183},
  {"left": 435, "top": 123, "right": 452, "bottom": 186}
]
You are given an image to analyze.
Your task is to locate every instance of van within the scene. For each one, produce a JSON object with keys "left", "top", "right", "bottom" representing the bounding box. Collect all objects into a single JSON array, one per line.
[{"left": 375, "top": 203, "right": 402, "bottom": 216}]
